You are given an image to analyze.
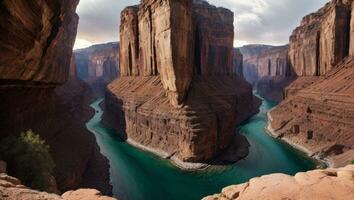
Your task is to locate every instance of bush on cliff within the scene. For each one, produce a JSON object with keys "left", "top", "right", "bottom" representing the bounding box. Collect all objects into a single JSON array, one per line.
[{"left": 0, "top": 130, "right": 55, "bottom": 191}]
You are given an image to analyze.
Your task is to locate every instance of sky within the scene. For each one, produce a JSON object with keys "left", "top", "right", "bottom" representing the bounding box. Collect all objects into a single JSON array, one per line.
[{"left": 74, "top": 0, "right": 329, "bottom": 49}]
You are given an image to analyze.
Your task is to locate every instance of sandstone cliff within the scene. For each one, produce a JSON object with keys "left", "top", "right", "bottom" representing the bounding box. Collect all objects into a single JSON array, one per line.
[
  {"left": 288, "top": 0, "right": 351, "bottom": 76},
  {"left": 269, "top": 0, "right": 354, "bottom": 167},
  {"left": 203, "top": 165, "right": 354, "bottom": 200},
  {"left": 75, "top": 42, "right": 119, "bottom": 97},
  {"left": 0, "top": 0, "right": 111, "bottom": 195},
  {"left": 104, "top": 0, "right": 260, "bottom": 165}
]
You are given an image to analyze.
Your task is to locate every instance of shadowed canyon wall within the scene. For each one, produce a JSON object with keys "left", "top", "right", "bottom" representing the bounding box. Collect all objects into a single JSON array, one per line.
[
  {"left": 74, "top": 42, "right": 119, "bottom": 97},
  {"left": 240, "top": 45, "right": 293, "bottom": 102},
  {"left": 269, "top": 0, "right": 354, "bottom": 167},
  {"left": 0, "top": 0, "right": 111, "bottom": 194},
  {"left": 233, "top": 48, "right": 243, "bottom": 78},
  {"left": 103, "top": 0, "right": 260, "bottom": 164}
]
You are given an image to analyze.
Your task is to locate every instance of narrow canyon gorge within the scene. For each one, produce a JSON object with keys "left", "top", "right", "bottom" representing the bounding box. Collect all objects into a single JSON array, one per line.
[
  {"left": 0, "top": 0, "right": 353, "bottom": 200},
  {"left": 74, "top": 42, "right": 120, "bottom": 98}
]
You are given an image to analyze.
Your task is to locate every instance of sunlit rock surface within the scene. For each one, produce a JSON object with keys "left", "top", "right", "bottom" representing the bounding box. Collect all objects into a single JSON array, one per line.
[
  {"left": 203, "top": 165, "right": 354, "bottom": 200},
  {"left": 104, "top": 0, "right": 260, "bottom": 164}
]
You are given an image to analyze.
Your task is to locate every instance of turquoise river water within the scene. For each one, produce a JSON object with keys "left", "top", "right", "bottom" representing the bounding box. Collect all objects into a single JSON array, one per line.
[{"left": 86, "top": 95, "right": 316, "bottom": 200}]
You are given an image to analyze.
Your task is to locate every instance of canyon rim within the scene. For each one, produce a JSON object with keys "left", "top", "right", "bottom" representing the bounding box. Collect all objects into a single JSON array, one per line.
[{"left": 0, "top": 0, "right": 353, "bottom": 200}]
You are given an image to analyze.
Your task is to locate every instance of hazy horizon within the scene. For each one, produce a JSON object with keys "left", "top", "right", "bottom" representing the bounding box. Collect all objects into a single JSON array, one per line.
[{"left": 74, "top": 0, "right": 329, "bottom": 49}]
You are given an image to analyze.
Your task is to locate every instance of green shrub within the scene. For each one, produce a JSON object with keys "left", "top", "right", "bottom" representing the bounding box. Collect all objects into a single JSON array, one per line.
[
  {"left": 352, "top": 158, "right": 354, "bottom": 164},
  {"left": 0, "top": 130, "right": 55, "bottom": 191}
]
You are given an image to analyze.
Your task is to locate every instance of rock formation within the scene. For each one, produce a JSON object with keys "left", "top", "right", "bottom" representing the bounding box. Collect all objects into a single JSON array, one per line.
[
  {"left": 104, "top": 0, "right": 260, "bottom": 165},
  {"left": 75, "top": 42, "right": 119, "bottom": 97},
  {"left": 0, "top": 0, "right": 111, "bottom": 195},
  {"left": 0, "top": 165, "right": 116, "bottom": 200},
  {"left": 288, "top": 0, "right": 351, "bottom": 76},
  {"left": 233, "top": 48, "right": 243, "bottom": 77},
  {"left": 240, "top": 45, "right": 293, "bottom": 102},
  {"left": 269, "top": 0, "right": 354, "bottom": 167},
  {"left": 203, "top": 165, "right": 354, "bottom": 200}
]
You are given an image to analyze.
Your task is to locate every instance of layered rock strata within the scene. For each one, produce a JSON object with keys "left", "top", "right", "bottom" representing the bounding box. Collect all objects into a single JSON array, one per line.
[
  {"left": 0, "top": 0, "right": 111, "bottom": 195},
  {"left": 203, "top": 165, "right": 354, "bottom": 200},
  {"left": 288, "top": 0, "right": 352, "bottom": 76},
  {"left": 269, "top": 57, "right": 354, "bottom": 167},
  {"left": 74, "top": 42, "right": 119, "bottom": 97},
  {"left": 269, "top": 0, "right": 354, "bottom": 167},
  {"left": 104, "top": 0, "right": 260, "bottom": 165}
]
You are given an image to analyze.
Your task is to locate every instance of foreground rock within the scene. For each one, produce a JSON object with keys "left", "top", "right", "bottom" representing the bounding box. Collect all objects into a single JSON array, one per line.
[
  {"left": 104, "top": 0, "right": 260, "bottom": 167},
  {"left": 203, "top": 165, "right": 354, "bottom": 200},
  {"left": 269, "top": 0, "right": 354, "bottom": 167},
  {"left": 74, "top": 42, "right": 119, "bottom": 98},
  {"left": 0, "top": 173, "right": 116, "bottom": 200},
  {"left": 0, "top": 0, "right": 111, "bottom": 194}
]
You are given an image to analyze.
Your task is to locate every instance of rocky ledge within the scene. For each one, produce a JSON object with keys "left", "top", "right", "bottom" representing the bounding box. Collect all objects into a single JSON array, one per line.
[
  {"left": 203, "top": 165, "right": 354, "bottom": 200},
  {"left": 0, "top": 173, "right": 116, "bottom": 200},
  {"left": 103, "top": 0, "right": 260, "bottom": 168}
]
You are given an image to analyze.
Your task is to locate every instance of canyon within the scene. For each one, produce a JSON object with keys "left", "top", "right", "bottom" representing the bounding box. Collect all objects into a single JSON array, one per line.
[
  {"left": 0, "top": 0, "right": 111, "bottom": 196},
  {"left": 103, "top": 0, "right": 260, "bottom": 166},
  {"left": 0, "top": 0, "right": 353, "bottom": 199},
  {"left": 240, "top": 45, "right": 293, "bottom": 102},
  {"left": 74, "top": 42, "right": 119, "bottom": 98},
  {"left": 268, "top": 0, "right": 354, "bottom": 167}
]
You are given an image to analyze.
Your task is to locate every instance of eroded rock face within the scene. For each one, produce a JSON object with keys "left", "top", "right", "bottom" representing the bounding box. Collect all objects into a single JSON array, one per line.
[
  {"left": 242, "top": 45, "right": 289, "bottom": 85},
  {"left": 0, "top": 173, "right": 116, "bottom": 200},
  {"left": 0, "top": 0, "right": 79, "bottom": 84},
  {"left": 0, "top": 0, "right": 111, "bottom": 195},
  {"left": 203, "top": 165, "right": 354, "bottom": 200},
  {"left": 74, "top": 42, "right": 119, "bottom": 97},
  {"left": 288, "top": 0, "right": 352, "bottom": 76},
  {"left": 269, "top": 57, "right": 354, "bottom": 167},
  {"left": 104, "top": 0, "right": 260, "bottom": 163},
  {"left": 269, "top": 0, "right": 354, "bottom": 167}
]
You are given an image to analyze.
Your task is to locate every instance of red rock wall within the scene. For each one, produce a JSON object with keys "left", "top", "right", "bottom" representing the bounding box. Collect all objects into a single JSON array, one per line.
[
  {"left": 288, "top": 0, "right": 352, "bottom": 76},
  {"left": 105, "top": 0, "right": 260, "bottom": 163},
  {"left": 0, "top": 0, "right": 111, "bottom": 194},
  {"left": 269, "top": 0, "right": 354, "bottom": 167},
  {"left": 242, "top": 45, "right": 289, "bottom": 84},
  {"left": 0, "top": 0, "right": 79, "bottom": 84}
]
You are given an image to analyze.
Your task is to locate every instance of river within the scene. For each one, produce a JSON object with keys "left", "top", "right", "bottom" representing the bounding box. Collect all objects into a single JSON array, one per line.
[{"left": 86, "top": 94, "right": 315, "bottom": 200}]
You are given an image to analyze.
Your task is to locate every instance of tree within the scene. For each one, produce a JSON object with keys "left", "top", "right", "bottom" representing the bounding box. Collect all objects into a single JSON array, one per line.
[{"left": 0, "top": 130, "right": 55, "bottom": 191}]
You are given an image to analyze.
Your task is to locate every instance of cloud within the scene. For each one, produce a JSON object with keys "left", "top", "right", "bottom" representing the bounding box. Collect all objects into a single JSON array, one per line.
[
  {"left": 75, "top": 0, "right": 329, "bottom": 49},
  {"left": 207, "top": 0, "right": 329, "bottom": 46}
]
